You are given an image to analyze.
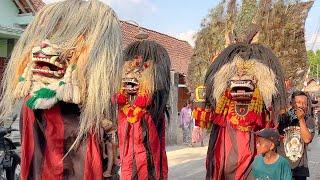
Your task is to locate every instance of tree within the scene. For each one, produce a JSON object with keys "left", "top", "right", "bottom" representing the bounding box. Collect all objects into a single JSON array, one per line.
[
  {"left": 187, "top": 56, "right": 210, "bottom": 92},
  {"left": 235, "top": 0, "right": 257, "bottom": 40},
  {"left": 256, "top": 0, "right": 313, "bottom": 85},
  {"left": 188, "top": 0, "right": 314, "bottom": 91},
  {"left": 307, "top": 50, "right": 320, "bottom": 78},
  {"left": 193, "top": 0, "right": 226, "bottom": 62}
]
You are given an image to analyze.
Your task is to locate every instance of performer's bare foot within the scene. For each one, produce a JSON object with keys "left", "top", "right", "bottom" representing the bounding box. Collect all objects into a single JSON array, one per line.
[{"left": 103, "top": 171, "right": 112, "bottom": 178}]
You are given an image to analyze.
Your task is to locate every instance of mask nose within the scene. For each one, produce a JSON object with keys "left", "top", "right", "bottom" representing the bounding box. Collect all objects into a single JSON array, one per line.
[{"left": 40, "top": 40, "right": 49, "bottom": 49}]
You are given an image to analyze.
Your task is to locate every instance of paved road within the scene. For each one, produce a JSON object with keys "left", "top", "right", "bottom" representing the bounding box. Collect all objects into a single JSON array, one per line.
[
  {"left": 167, "top": 145, "right": 207, "bottom": 180},
  {"left": 308, "top": 134, "right": 320, "bottom": 180},
  {"left": 167, "top": 134, "right": 320, "bottom": 180}
]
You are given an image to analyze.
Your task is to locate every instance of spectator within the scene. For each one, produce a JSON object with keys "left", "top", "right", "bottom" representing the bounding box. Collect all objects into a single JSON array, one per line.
[
  {"left": 277, "top": 91, "right": 315, "bottom": 180},
  {"left": 180, "top": 101, "right": 192, "bottom": 145},
  {"left": 191, "top": 118, "right": 205, "bottom": 147},
  {"left": 252, "top": 128, "right": 292, "bottom": 180}
]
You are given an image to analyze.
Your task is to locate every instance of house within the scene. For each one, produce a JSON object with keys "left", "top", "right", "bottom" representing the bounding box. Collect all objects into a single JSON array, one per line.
[
  {"left": 303, "top": 78, "right": 320, "bottom": 103},
  {"left": 304, "top": 79, "right": 320, "bottom": 92}
]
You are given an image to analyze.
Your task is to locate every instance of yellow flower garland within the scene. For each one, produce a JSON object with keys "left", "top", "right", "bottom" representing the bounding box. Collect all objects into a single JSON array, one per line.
[
  {"left": 214, "top": 88, "right": 264, "bottom": 132},
  {"left": 122, "top": 105, "right": 144, "bottom": 124}
]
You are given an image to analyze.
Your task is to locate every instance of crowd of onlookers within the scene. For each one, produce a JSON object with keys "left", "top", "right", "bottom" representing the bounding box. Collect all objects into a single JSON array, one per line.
[{"left": 179, "top": 90, "right": 319, "bottom": 180}]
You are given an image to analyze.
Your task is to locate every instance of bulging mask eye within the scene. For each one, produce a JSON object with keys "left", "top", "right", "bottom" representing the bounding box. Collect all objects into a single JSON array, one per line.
[{"left": 144, "top": 63, "right": 150, "bottom": 69}]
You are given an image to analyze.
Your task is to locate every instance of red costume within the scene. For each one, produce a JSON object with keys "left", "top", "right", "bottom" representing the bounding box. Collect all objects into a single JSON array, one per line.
[
  {"left": 203, "top": 32, "right": 287, "bottom": 179},
  {"left": 0, "top": 1, "right": 123, "bottom": 179},
  {"left": 20, "top": 101, "right": 102, "bottom": 179},
  {"left": 116, "top": 40, "right": 171, "bottom": 179}
]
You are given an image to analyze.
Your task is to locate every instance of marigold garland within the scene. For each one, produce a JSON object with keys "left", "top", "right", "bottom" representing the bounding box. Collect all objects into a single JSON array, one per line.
[
  {"left": 115, "top": 91, "right": 151, "bottom": 124},
  {"left": 213, "top": 88, "right": 264, "bottom": 132}
]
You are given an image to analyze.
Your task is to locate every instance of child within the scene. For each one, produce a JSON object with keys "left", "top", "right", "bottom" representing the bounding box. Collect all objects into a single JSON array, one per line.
[
  {"left": 191, "top": 118, "right": 205, "bottom": 147},
  {"left": 252, "top": 128, "right": 292, "bottom": 180}
]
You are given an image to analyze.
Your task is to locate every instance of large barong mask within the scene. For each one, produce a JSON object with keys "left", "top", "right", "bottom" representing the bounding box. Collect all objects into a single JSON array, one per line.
[
  {"left": 205, "top": 30, "right": 287, "bottom": 131},
  {"left": 0, "top": 0, "right": 123, "bottom": 140},
  {"left": 116, "top": 40, "right": 170, "bottom": 128}
]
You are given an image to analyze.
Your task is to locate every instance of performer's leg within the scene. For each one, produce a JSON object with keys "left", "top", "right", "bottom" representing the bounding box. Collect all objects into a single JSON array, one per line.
[
  {"left": 187, "top": 124, "right": 192, "bottom": 145},
  {"left": 103, "top": 142, "right": 113, "bottom": 177},
  {"left": 182, "top": 127, "right": 187, "bottom": 144}
]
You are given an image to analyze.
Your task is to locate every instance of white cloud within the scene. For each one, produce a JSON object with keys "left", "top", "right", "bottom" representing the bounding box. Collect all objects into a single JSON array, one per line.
[{"left": 174, "top": 30, "right": 197, "bottom": 47}]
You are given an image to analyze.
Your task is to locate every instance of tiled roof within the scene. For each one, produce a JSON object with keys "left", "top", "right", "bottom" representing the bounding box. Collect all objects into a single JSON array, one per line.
[
  {"left": 120, "top": 21, "right": 193, "bottom": 75},
  {"left": 13, "top": 0, "right": 45, "bottom": 12},
  {"left": 29, "top": 0, "right": 45, "bottom": 11}
]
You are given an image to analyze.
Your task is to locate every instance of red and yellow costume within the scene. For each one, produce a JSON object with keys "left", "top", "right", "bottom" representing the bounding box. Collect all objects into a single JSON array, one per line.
[
  {"left": 116, "top": 40, "right": 171, "bottom": 180},
  {"left": 204, "top": 41, "right": 286, "bottom": 179},
  {"left": 116, "top": 92, "right": 168, "bottom": 179}
]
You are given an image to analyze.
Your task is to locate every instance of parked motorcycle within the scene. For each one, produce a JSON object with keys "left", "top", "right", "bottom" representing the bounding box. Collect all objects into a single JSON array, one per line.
[{"left": 0, "top": 115, "right": 20, "bottom": 180}]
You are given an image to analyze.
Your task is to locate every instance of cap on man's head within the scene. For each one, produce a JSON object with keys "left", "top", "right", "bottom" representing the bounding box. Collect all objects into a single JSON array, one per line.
[{"left": 254, "top": 128, "right": 280, "bottom": 145}]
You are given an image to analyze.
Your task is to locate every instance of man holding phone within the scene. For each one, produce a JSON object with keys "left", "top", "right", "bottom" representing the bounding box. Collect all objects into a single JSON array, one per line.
[{"left": 278, "top": 91, "right": 315, "bottom": 180}]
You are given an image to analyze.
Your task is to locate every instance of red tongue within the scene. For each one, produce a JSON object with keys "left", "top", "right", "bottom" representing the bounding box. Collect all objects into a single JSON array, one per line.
[
  {"left": 37, "top": 53, "right": 47, "bottom": 58},
  {"left": 125, "top": 84, "right": 133, "bottom": 89}
]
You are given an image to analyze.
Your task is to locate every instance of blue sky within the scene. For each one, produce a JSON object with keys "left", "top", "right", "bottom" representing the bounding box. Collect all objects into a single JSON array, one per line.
[{"left": 44, "top": 0, "right": 320, "bottom": 50}]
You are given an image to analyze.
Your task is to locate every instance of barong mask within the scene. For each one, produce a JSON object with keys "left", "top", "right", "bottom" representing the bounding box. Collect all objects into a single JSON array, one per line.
[
  {"left": 205, "top": 27, "right": 287, "bottom": 131},
  {"left": 15, "top": 39, "right": 83, "bottom": 109},
  {"left": 116, "top": 40, "right": 170, "bottom": 128},
  {"left": 122, "top": 55, "right": 154, "bottom": 97},
  {"left": 0, "top": 0, "right": 123, "bottom": 143}
]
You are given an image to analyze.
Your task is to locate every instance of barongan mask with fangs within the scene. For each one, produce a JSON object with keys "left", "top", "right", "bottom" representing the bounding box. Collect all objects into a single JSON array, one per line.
[
  {"left": 205, "top": 44, "right": 287, "bottom": 131},
  {"left": 0, "top": 0, "right": 123, "bottom": 150}
]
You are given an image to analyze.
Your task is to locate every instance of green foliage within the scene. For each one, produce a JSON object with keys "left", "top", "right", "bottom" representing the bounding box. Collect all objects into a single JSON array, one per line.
[
  {"left": 235, "top": 0, "right": 257, "bottom": 39},
  {"left": 187, "top": 56, "right": 210, "bottom": 91},
  {"left": 193, "top": 1, "right": 226, "bottom": 62},
  {"left": 307, "top": 50, "right": 320, "bottom": 78}
]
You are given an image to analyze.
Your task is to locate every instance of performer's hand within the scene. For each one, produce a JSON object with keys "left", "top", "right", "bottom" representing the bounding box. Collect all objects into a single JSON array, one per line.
[{"left": 295, "top": 107, "right": 305, "bottom": 121}]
